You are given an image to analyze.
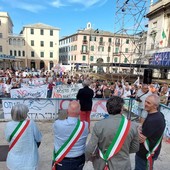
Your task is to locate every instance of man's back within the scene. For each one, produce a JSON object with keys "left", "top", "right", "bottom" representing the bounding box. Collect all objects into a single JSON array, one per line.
[
  {"left": 86, "top": 114, "right": 139, "bottom": 170},
  {"left": 77, "top": 86, "right": 94, "bottom": 111},
  {"left": 53, "top": 117, "right": 88, "bottom": 157}
]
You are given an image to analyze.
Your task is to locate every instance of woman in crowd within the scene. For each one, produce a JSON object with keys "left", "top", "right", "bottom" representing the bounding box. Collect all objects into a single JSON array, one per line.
[{"left": 5, "top": 104, "right": 42, "bottom": 170}]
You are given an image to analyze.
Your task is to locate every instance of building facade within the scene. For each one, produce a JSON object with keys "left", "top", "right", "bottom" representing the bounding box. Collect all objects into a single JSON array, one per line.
[
  {"left": 145, "top": 0, "right": 170, "bottom": 78},
  {"left": 59, "top": 22, "right": 140, "bottom": 73},
  {"left": 0, "top": 12, "right": 60, "bottom": 70}
]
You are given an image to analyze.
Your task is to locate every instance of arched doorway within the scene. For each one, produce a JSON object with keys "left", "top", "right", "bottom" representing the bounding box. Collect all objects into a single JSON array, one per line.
[
  {"left": 50, "top": 61, "right": 54, "bottom": 70},
  {"left": 31, "top": 60, "right": 35, "bottom": 69},
  {"left": 40, "top": 60, "right": 45, "bottom": 70}
]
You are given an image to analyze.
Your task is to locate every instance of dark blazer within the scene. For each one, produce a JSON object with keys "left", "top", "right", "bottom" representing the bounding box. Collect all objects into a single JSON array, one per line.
[{"left": 76, "top": 86, "right": 94, "bottom": 111}]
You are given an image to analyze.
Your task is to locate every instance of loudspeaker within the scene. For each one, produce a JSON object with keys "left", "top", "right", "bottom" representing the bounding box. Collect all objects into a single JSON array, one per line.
[{"left": 143, "top": 69, "right": 153, "bottom": 84}]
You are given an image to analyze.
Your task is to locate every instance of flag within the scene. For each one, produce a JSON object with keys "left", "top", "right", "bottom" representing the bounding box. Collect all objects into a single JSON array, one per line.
[
  {"left": 162, "top": 30, "right": 166, "bottom": 39},
  {"left": 134, "top": 77, "right": 140, "bottom": 86}
]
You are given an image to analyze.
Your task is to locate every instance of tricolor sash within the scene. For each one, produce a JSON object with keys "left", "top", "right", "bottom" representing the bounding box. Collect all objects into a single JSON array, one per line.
[
  {"left": 52, "top": 120, "right": 85, "bottom": 170},
  {"left": 144, "top": 136, "right": 163, "bottom": 170},
  {"left": 99, "top": 115, "right": 131, "bottom": 170},
  {"left": 8, "top": 120, "right": 30, "bottom": 151}
]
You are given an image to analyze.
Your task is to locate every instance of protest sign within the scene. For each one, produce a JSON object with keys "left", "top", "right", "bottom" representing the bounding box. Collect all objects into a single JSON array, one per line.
[
  {"left": 52, "top": 84, "right": 83, "bottom": 98},
  {"left": 3, "top": 99, "right": 58, "bottom": 120},
  {"left": 10, "top": 85, "right": 48, "bottom": 98}
]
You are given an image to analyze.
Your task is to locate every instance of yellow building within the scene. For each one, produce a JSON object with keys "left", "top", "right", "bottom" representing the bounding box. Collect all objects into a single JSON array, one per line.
[{"left": 0, "top": 12, "right": 60, "bottom": 70}]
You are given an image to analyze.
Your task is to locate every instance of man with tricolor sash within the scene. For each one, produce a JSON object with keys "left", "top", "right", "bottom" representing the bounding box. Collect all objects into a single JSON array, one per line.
[
  {"left": 85, "top": 96, "right": 139, "bottom": 170},
  {"left": 135, "top": 94, "right": 165, "bottom": 170},
  {"left": 52, "top": 101, "right": 88, "bottom": 170}
]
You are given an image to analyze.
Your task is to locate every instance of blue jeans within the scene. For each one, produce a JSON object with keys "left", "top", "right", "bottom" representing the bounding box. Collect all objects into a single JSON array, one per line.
[
  {"left": 134, "top": 154, "right": 155, "bottom": 170},
  {"left": 55, "top": 154, "right": 85, "bottom": 170}
]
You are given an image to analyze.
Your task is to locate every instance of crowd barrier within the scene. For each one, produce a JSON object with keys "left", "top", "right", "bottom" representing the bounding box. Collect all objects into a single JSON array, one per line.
[{"left": 0, "top": 98, "right": 170, "bottom": 139}]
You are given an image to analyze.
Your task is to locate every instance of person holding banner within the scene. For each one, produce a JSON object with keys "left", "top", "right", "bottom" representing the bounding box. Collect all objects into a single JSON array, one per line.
[
  {"left": 76, "top": 79, "right": 94, "bottom": 130},
  {"left": 5, "top": 104, "right": 42, "bottom": 170},
  {"left": 52, "top": 101, "right": 88, "bottom": 170},
  {"left": 85, "top": 96, "right": 139, "bottom": 170},
  {"left": 135, "top": 94, "right": 165, "bottom": 170}
]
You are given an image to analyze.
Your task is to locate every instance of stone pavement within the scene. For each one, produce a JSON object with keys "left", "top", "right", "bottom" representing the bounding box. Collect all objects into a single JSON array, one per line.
[{"left": 0, "top": 121, "right": 170, "bottom": 170}]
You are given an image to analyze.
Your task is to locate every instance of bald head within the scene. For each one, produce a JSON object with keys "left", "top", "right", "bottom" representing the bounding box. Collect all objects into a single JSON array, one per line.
[{"left": 68, "top": 101, "right": 80, "bottom": 117}]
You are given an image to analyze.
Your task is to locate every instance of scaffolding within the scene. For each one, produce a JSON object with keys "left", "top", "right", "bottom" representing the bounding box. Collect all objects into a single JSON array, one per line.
[{"left": 113, "top": 0, "right": 148, "bottom": 81}]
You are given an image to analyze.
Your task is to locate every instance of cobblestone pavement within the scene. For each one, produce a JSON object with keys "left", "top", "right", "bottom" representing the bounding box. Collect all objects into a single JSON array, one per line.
[{"left": 0, "top": 121, "right": 170, "bottom": 170}]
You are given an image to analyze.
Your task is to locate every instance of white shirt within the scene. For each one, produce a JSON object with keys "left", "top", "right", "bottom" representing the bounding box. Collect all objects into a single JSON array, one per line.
[
  {"left": 5, "top": 120, "right": 42, "bottom": 170},
  {"left": 53, "top": 117, "right": 88, "bottom": 157}
]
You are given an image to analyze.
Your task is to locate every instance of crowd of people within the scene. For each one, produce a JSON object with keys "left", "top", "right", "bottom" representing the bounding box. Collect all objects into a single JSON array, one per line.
[
  {"left": 0, "top": 68, "right": 170, "bottom": 105},
  {"left": 1, "top": 68, "right": 168, "bottom": 170}
]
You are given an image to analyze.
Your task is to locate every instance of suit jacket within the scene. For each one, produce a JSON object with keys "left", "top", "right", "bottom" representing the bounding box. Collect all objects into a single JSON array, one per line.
[{"left": 85, "top": 114, "right": 139, "bottom": 170}]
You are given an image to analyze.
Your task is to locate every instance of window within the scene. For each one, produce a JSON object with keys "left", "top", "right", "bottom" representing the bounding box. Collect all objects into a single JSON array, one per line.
[
  {"left": 124, "top": 58, "right": 128, "bottom": 63},
  {"left": 108, "top": 38, "right": 112, "bottom": 43},
  {"left": 126, "top": 39, "right": 129, "bottom": 44},
  {"left": 74, "top": 55, "right": 76, "bottom": 60},
  {"left": 152, "top": 22, "right": 157, "bottom": 29},
  {"left": 14, "top": 50, "right": 17, "bottom": 56},
  {"left": 74, "top": 45, "right": 77, "bottom": 50},
  {"left": 107, "top": 57, "right": 110, "bottom": 62},
  {"left": 90, "top": 35, "right": 96, "bottom": 41},
  {"left": 10, "top": 50, "right": 12, "bottom": 56},
  {"left": 50, "top": 41, "right": 53, "bottom": 47},
  {"left": 100, "top": 37, "right": 103, "bottom": 42},
  {"left": 31, "top": 40, "right": 34, "bottom": 46},
  {"left": 40, "top": 29, "right": 44, "bottom": 35},
  {"left": 0, "top": 33, "right": 2, "bottom": 38},
  {"left": 82, "top": 45, "right": 87, "bottom": 52},
  {"left": 9, "top": 38, "right": 12, "bottom": 45},
  {"left": 40, "top": 52, "right": 44, "bottom": 58},
  {"left": 125, "top": 48, "right": 128, "bottom": 53},
  {"left": 115, "top": 38, "right": 120, "bottom": 45},
  {"left": 50, "top": 52, "right": 53, "bottom": 58},
  {"left": 31, "top": 51, "right": 35, "bottom": 57},
  {"left": 22, "top": 51, "right": 25, "bottom": 56},
  {"left": 40, "top": 41, "right": 44, "bottom": 47},
  {"left": 18, "top": 51, "right": 21, "bottom": 56},
  {"left": 83, "top": 36, "right": 87, "bottom": 40},
  {"left": 0, "top": 20, "right": 1, "bottom": 25},
  {"left": 108, "top": 46, "right": 111, "bottom": 52},
  {"left": 115, "top": 47, "right": 119, "bottom": 54},
  {"left": 71, "top": 55, "right": 73, "bottom": 60},
  {"left": 50, "top": 30, "right": 53, "bottom": 36},
  {"left": 91, "top": 45, "right": 94, "bottom": 51},
  {"left": 82, "top": 56, "right": 86, "bottom": 61},
  {"left": 30, "top": 28, "right": 34, "bottom": 34},
  {"left": 0, "top": 46, "right": 2, "bottom": 52},
  {"left": 90, "top": 56, "right": 94, "bottom": 61},
  {"left": 114, "top": 57, "right": 118, "bottom": 63}
]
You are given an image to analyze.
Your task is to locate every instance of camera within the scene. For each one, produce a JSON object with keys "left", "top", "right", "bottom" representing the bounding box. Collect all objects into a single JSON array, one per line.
[{"left": 136, "top": 97, "right": 142, "bottom": 102}]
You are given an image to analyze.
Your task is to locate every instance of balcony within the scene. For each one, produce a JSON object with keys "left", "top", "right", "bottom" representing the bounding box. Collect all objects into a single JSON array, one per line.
[
  {"left": 115, "top": 42, "right": 120, "bottom": 46},
  {"left": 82, "top": 40, "right": 88, "bottom": 44},
  {"left": 99, "top": 41, "right": 105, "bottom": 46},
  {"left": 81, "top": 50, "right": 89, "bottom": 54},
  {"left": 112, "top": 52, "right": 120, "bottom": 56}
]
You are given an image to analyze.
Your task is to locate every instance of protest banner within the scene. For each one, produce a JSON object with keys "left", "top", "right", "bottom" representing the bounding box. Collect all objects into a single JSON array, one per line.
[
  {"left": 10, "top": 85, "right": 48, "bottom": 98},
  {"left": 59, "top": 99, "right": 109, "bottom": 120},
  {"left": 2, "top": 99, "right": 58, "bottom": 120},
  {"left": 52, "top": 84, "right": 83, "bottom": 98}
]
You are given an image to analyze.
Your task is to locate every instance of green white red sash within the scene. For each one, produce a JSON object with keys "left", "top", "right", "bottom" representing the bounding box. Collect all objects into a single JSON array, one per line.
[
  {"left": 8, "top": 120, "right": 30, "bottom": 151},
  {"left": 99, "top": 115, "right": 131, "bottom": 170},
  {"left": 52, "top": 120, "right": 85, "bottom": 170},
  {"left": 144, "top": 136, "right": 163, "bottom": 170}
]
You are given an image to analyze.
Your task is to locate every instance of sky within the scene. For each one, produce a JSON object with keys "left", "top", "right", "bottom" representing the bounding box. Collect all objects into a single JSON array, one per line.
[{"left": 0, "top": 0, "right": 158, "bottom": 38}]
